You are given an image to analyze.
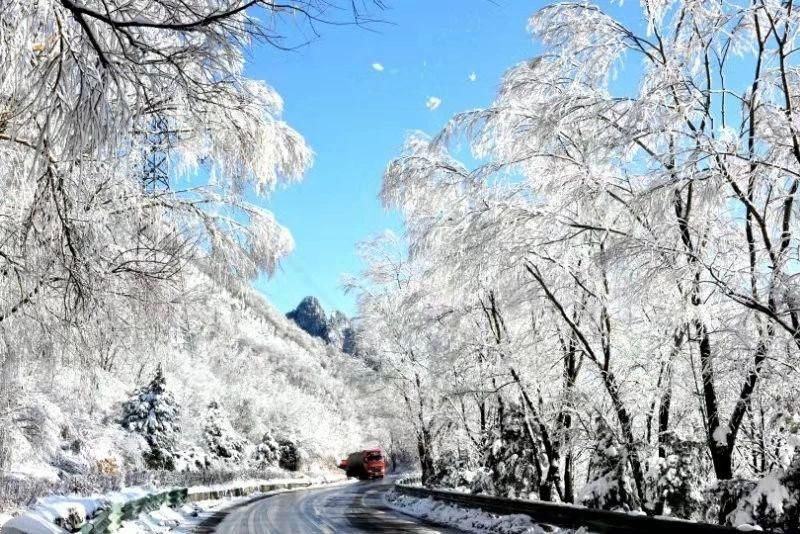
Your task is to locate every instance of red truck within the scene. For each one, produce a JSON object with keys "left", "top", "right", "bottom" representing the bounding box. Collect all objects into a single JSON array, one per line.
[{"left": 338, "top": 448, "right": 385, "bottom": 479}]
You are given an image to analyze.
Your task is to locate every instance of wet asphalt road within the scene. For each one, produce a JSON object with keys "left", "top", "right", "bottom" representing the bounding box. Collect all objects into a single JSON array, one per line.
[{"left": 197, "top": 478, "right": 463, "bottom": 533}]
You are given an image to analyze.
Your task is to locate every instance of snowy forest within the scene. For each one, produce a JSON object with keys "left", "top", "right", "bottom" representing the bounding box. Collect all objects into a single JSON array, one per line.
[
  {"left": 0, "top": 0, "right": 386, "bottom": 517},
  {"left": 3, "top": 0, "right": 800, "bottom": 532},
  {"left": 349, "top": 1, "right": 800, "bottom": 531}
]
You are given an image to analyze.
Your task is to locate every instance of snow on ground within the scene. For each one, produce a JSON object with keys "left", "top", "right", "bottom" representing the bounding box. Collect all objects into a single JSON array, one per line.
[
  {"left": 1, "top": 486, "right": 157, "bottom": 533},
  {"left": 385, "top": 490, "right": 594, "bottom": 534},
  {"left": 117, "top": 501, "right": 213, "bottom": 534},
  {"left": 0, "top": 474, "right": 352, "bottom": 533},
  {"left": 120, "top": 476, "right": 356, "bottom": 534}
]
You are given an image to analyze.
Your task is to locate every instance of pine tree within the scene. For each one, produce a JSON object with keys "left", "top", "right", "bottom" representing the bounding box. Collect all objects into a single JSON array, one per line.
[
  {"left": 648, "top": 432, "right": 704, "bottom": 518},
  {"left": 203, "top": 400, "right": 248, "bottom": 465},
  {"left": 731, "top": 410, "right": 800, "bottom": 530},
  {"left": 121, "top": 364, "right": 180, "bottom": 470},
  {"left": 278, "top": 436, "right": 301, "bottom": 471},
  {"left": 472, "top": 402, "right": 540, "bottom": 500},
  {"left": 253, "top": 431, "right": 281, "bottom": 468},
  {"left": 581, "top": 416, "right": 635, "bottom": 511},
  {"left": 430, "top": 449, "right": 473, "bottom": 490}
]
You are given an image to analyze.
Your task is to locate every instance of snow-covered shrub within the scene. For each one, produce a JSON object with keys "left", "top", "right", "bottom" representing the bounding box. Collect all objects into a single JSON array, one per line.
[
  {"left": 55, "top": 506, "right": 88, "bottom": 532},
  {"left": 174, "top": 447, "right": 211, "bottom": 472},
  {"left": 253, "top": 432, "right": 281, "bottom": 468},
  {"left": 471, "top": 403, "right": 540, "bottom": 500},
  {"left": 53, "top": 451, "right": 91, "bottom": 476},
  {"left": 95, "top": 458, "right": 121, "bottom": 477},
  {"left": 646, "top": 432, "right": 704, "bottom": 518},
  {"left": 278, "top": 436, "right": 301, "bottom": 472},
  {"left": 429, "top": 449, "right": 474, "bottom": 491},
  {"left": 121, "top": 365, "right": 180, "bottom": 471},
  {"left": 730, "top": 449, "right": 800, "bottom": 531},
  {"left": 233, "top": 398, "right": 258, "bottom": 437},
  {"left": 581, "top": 416, "right": 636, "bottom": 511},
  {"left": 203, "top": 401, "right": 249, "bottom": 466}
]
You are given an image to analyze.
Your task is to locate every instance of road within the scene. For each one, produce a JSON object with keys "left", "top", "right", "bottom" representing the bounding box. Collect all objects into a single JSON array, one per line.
[{"left": 195, "top": 478, "right": 464, "bottom": 533}]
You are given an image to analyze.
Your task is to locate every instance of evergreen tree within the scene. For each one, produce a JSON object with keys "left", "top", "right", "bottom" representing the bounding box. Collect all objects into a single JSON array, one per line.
[
  {"left": 203, "top": 400, "right": 249, "bottom": 465},
  {"left": 581, "top": 416, "right": 636, "bottom": 511},
  {"left": 731, "top": 410, "right": 800, "bottom": 530},
  {"left": 121, "top": 364, "right": 180, "bottom": 470},
  {"left": 253, "top": 431, "right": 281, "bottom": 468},
  {"left": 278, "top": 436, "right": 301, "bottom": 471},
  {"left": 472, "top": 402, "right": 540, "bottom": 499},
  {"left": 430, "top": 449, "right": 473, "bottom": 490},
  {"left": 647, "top": 432, "right": 704, "bottom": 517}
]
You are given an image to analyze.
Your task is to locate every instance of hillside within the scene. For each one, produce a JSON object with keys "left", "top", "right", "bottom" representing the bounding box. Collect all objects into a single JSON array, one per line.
[{"left": 0, "top": 268, "right": 373, "bottom": 511}]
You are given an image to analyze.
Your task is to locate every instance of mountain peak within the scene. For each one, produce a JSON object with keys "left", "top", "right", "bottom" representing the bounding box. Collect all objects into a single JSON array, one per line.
[{"left": 286, "top": 296, "right": 358, "bottom": 355}]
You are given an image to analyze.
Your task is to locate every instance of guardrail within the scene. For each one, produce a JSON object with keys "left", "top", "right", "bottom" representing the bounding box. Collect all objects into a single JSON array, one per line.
[
  {"left": 79, "top": 488, "right": 188, "bottom": 533},
  {"left": 186, "top": 480, "right": 312, "bottom": 502},
  {"left": 393, "top": 478, "right": 760, "bottom": 534}
]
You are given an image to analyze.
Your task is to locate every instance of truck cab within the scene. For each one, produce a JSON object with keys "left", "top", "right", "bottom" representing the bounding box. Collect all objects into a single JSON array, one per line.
[
  {"left": 363, "top": 449, "right": 385, "bottom": 479},
  {"left": 340, "top": 448, "right": 385, "bottom": 479}
]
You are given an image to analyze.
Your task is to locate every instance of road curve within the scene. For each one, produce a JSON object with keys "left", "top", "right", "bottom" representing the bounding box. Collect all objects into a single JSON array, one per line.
[{"left": 195, "top": 478, "right": 464, "bottom": 533}]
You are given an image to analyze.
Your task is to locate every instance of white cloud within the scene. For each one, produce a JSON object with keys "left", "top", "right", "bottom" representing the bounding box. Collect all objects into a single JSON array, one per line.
[
  {"left": 372, "top": 63, "right": 384, "bottom": 72},
  {"left": 468, "top": 72, "right": 477, "bottom": 82},
  {"left": 425, "top": 96, "right": 442, "bottom": 111}
]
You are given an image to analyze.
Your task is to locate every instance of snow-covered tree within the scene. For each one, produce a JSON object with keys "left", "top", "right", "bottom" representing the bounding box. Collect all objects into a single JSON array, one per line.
[
  {"left": 581, "top": 417, "right": 635, "bottom": 512},
  {"left": 253, "top": 431, "right": 282, "bottom": 469},
  {"left": 121, "top": 364, "right": 180, "bottom": 470},
  {"left": 647, "top": 432, "right": 705, "bottom": 518},
  {"left": 277, "top": 436, "right": 301, "bottom": 472},
  {"left": 359, "top": 0, "right": 800, "bottom": 522},
  {"left": 475, "top": 402, "right": 541, "bottom": 500},
  {"left": 203, "top": 401, "right": 249, "bottom": 466}
]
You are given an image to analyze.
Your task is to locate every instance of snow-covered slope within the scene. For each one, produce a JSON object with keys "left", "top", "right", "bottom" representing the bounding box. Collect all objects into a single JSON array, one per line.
[{"left": 0, "top": 269, "right": 372, "bottom": 513}]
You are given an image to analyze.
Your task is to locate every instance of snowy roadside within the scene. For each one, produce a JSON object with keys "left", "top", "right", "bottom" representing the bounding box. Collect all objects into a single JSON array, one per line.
[
  {"left": 384, "top": 490, "right": 593, "bottom": 534},
  {"left": 0, "top": 474, "right": 352, "bottom": 534},
  {"left": 133, "top": 476, "right": 358, "bottom": 534}
]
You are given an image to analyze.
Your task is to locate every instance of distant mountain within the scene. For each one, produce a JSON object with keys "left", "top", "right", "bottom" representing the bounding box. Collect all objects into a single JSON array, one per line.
[
  {"left": 286, "top": 296, "right": 329, "bottom": 340},
  {"left": 286, "top": 297, "right": 359, "bottom": 356}
]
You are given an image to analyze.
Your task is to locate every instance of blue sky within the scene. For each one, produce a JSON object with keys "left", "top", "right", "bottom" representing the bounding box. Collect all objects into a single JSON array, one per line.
[{"left": 245, "top": 0, "right": 637, "bottom": 317}]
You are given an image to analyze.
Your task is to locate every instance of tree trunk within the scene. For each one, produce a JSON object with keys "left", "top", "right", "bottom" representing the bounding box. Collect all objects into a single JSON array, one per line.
[
  {"left": 418, "top": 427, "right": 435, "bottom": 485},
  {"left": 563, "top": 446, "right": 575, "bottom": 503},
  {"left": 601, "top": 368, "right": 648, "bottom": 507}
]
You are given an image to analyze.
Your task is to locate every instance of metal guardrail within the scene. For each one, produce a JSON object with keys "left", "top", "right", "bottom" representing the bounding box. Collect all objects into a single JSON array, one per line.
[
  {"left": 393, "top": 478, "right": 757, "bottom": 534},
  {"left": 185, "top": 480, "right": 311, "bottom": 503},
  {"left": 79, "top": 488, "right": 188, "bottom": 533}
]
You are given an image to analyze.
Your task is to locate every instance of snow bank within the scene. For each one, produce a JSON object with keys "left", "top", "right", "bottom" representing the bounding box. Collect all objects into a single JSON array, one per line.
[
  {"left": 101, "top": 476, "right": 355, "bottom": 534},
  {"left": 1, "top": 487, "right": 156, "bottom": 533},
  {"left": 385, "top": 490, "right": 593, "bottom": 534},
  {"left": 0, "top": 473, "right": 350, "bottom": 533}
]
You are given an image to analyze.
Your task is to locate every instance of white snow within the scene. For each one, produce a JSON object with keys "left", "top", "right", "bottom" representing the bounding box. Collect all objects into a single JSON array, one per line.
[
  {"left": 1, "top": 487, "right": 158, "bottom": 533},
  {"left": 385, "top": 490, "right": 593, "bottom": 533},
  {"left": 712, "top": 425, "right": 730, "bottom": 446},
  {"left": 0, "top": 475, "right": 351, "bottom": 533},
  {"left": 116, "top": 477, "right": 354, "bottom": 534},
  {"left": 731, "top": 472, "right": 793, "bottom": 529}
]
